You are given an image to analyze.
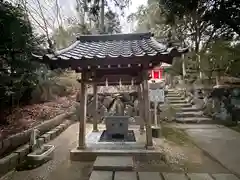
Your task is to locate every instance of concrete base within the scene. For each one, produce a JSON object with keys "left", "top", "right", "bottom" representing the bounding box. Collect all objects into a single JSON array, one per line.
[
  {"left": 70, "top": 126, "right": 164, "bottom": 162},
  {"left": 152, "top": 126, "right": 161, "bottom": 138},
  {"left": 70, "top": 148, "right": 162, "bottom": 161}
]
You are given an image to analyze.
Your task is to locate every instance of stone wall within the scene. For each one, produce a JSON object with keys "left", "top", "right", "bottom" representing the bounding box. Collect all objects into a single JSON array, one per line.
[
  {"left": 0, "top": 112, "right": 72, "bottom": 158},
  {"left": 185, "top": 86, "right": 240, "bottom": 122},
  {"left": 0, "top": 112, "right": 73, "bottom": 178}
]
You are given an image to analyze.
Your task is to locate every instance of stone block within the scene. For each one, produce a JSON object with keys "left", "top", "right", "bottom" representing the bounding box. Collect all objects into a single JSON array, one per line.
[
  {"left": 211, "top": 174, "right": 239, "bottom": 180},
  {"left": 47, "top": 131, "right": 56, "bottom": 139},
  {"left": 115, "top": 172, "right": 137, "bottom": 180},
  {"left": 36, "top": 113, "right": 67, "bottom": 134},
  {"left": 139, "top": 172, "right": 162, "bottom": 180},
  {"left": 0, "top": 138, "right": 10, "bottom": 157},
  {"left": 105, "top": 116, "right": 129, "bottom": 137},
  {"left": 0, "top": 155, "right": 10, "bottom": 176},
  {"left": 38, "top": 138, "right": 45, "bottom": 147},
  {"left": 93, "top": 156, "right": 133, "bottom": 171},
  {"left": 59, "top": 123, "right": 66, "bottom": 130},
  {"left": 2, "top": 138, "right": 10, "bottom": 149},
  {"left": 162, "top": 173, "right": 188, "bottom": 180},
  {"left": 56, "top": 124, "right": 64, "bottom": 132},
  {"left": 9, "top": 132, "right": 29, "bottom": 151},
  {"left": 14, "top": 144, "right": 30, "bottom": 163},
  {"left": 70, "top": 149, "right": 97, "bottom": 161},
  {"left": 0, "top": 153, "right": 18, "bottom": 177},
  {"left": 41, "top": 133, "right": 51, "bottom": 143},
  {"left": 187, "top": 173, "right": 214, "bottom": 180},
  {"left": 89, "top": 171, "right": 113, "bottom": 180},
  {"left": 53, "top": 127, "right": 61, "bottom": 136}
]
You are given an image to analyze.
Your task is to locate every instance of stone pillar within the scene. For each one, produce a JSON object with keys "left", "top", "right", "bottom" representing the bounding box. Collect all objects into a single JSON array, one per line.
[
  {"left": 93, "top": 82, "right": 99, "bottom": 132},
  {"left": 138, "top": 84, "right": 145, "bottom": 133},
  {"left": 142, "top": 70, "right": 153, "bottom": 148},
  {"left": 78, "top": 72, "right": 87, "bottom": 149}
]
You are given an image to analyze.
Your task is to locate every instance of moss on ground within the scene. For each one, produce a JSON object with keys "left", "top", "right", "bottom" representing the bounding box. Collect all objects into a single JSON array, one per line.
[
  {"left": 161, "top": 125, "right": 193, "bottom": 146},
  {"left": 229, "top": 124, "right": 240, "bottom": 133}
]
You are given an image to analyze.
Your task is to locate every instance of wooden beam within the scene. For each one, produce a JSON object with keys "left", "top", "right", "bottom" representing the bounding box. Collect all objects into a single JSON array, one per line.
[
  {"left": 142, "top": 70, "right": 153, "bottom": 148},
  {"left": 78, "top": 71, "right": 87, "bottom": 149}
]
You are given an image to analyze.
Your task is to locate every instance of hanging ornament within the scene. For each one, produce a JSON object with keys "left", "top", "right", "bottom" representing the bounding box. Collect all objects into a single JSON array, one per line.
[
  {"left": 119, "top": 78, "right": 122, "bottom": 88},
  {"left": 105, "top": 78, "right": 108, "bottom": 87}
]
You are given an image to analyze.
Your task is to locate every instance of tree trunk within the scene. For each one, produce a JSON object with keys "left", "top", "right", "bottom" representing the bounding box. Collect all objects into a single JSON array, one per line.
[
  {"left": 216, "top": 72, "right": 220, "bottom": 86},
  {"left": 100, "top": 0, "right": 104, "bottom": 33},
  {"left": 182, "top": 54, "right": 186, "bottom": 77}
]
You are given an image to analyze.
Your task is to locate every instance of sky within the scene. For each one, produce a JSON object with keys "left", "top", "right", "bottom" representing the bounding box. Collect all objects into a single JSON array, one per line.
[
  {"left": 7, "top": 0, "right": 147, "bottom": 34},
  {"left": 58, "top": 0, "right": 147, "bottom": 33}
]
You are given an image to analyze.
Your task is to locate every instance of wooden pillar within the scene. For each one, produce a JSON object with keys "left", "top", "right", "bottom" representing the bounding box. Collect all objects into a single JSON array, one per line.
[
  {"left": 93, "top": 82, "right": 99, "bottom": 132},
  {"left": 142, "top": 70, "right": 153, "bottom": 148},
  {"left": 78, "top": 72, "right": 87, "bottom": 149},
  {"left": 138, "top": 84, "right": 145, "bottom": 133}
]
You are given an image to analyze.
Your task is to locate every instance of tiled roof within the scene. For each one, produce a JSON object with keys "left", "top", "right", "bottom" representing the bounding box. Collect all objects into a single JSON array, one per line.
[{"left": 43, "top": 32, "right": 187, "bottom": 60}]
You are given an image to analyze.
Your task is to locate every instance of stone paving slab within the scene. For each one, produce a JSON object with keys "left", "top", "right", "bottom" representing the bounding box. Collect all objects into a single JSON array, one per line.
[
  {"left": 162, "top": 172, "right": 187, "bottom": 180},
  {"left": 187, "top": 173, "right": 214, "bottom": 180},
  {"left": 185, "top": 128, "right": 240, "bottom": 177},
  {"left": 114, "top": 172, "right": 137, "bottom": 180},
  {"left": 138, "top": 172, "right": 162, "bottom": 180},
  {"left": 89, "top": 171, "right": 112, "bottom": 180},
  {"left": 93, "top": 156, "right": 133, "bottom": 171},
  {"left": 212, "top": 173, "right": 240, "bottom": 180},
  {"left": 90, "top": 172, "right": 240, "bottom": 180}
]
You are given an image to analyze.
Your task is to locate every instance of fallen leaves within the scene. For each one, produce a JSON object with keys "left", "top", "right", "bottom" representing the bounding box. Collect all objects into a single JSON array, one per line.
[{"left": 0, "top": 93, "right": 76, "bottom": 140}]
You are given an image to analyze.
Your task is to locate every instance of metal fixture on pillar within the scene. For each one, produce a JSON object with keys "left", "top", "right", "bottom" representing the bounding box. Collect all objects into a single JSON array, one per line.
[
  {"left": 119, "top": 78, "right": 122, "bottom": 89},
  {"left": 131, "top": 78, "right": 134, "bottom": 91},
  {"left": 105, "top": 78, "right": 108, "bottom": 87}
]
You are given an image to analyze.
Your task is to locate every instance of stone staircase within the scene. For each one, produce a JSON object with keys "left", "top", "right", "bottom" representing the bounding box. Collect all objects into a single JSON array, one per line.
[{"left": 166, "top": 89, "right": 213, "bottom": 124}]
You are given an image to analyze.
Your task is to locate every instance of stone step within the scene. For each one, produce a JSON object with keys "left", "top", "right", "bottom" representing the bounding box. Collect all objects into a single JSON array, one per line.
[
  {"left": 165, "top": 93, "right": 180, "bottom": 97},
  {"left": 70, "top": 148, "right": 164, "bottom": 161},
  {"left": 175, "top": 117, "right": 213, "bottom": 124},
  {"left": 166, "top": 97, "right": 185, "bottom": 100},
  {"left": 169, "top": 103, "right": 192, "bottom": 108},
  {"left": 93, "top": 156, "right": 134, "bottom": 171},
  {"left": 168, "top": 100, "right": 188, "bottom": 104},
  {"left": 176, "top": 111, "right": 204, "bottom": 118},
  {"left": 176, "top": 107, "right": 202, "bottom": 112},
  {"left": 167, "top": 91, "right": 179, "bottom": 93}
]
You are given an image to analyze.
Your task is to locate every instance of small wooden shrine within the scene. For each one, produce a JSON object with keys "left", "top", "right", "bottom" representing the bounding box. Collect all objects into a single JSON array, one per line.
[{"left": 34, "top": 32, "right": 188, "bottom": 151}]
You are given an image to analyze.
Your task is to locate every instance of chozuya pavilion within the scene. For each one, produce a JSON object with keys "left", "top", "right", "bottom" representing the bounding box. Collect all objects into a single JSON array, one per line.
[{"left": 34, "top": 32, "right": 188, "bottom": 161}]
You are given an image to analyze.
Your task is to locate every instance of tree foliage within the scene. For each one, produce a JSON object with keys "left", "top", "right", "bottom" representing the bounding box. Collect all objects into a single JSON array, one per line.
[
  {"left": 0, "top": 1, "right": 46, "bottom": 122},
  {"left": 160, "top": 0, "right": 240, "bottom": 36},
  {"left": 105, "top": 10, "right": 121, "bottom": 34}
]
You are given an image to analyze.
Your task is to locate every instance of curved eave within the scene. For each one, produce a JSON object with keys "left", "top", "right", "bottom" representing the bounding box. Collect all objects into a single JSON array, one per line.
[
  {"left": 42, "top": 47, "right": 186, "bottom": 61},
  {"left": 31, "top": 51, "right": 184, "bottom": 70}
]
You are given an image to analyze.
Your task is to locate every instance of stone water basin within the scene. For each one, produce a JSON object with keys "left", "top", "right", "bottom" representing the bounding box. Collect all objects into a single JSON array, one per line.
[{"left": 27, "top": 145, "right": 55, "bottom": 162}]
